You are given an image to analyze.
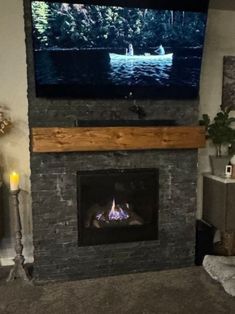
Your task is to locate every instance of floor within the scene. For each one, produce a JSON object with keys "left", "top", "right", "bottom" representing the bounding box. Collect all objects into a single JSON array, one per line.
[{"left": 0, "top": 266, "right": 235, "bottom": 314}]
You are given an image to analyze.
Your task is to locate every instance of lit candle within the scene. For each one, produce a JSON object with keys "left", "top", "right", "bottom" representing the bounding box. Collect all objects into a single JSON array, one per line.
[{"left": 10, "top": 172, "right": 20, "bottom": 191}]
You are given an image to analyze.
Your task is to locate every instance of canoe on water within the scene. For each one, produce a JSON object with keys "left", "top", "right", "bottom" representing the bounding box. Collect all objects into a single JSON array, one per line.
[{"left": 109, "top": 53, "right": 173, "bottom": 61}]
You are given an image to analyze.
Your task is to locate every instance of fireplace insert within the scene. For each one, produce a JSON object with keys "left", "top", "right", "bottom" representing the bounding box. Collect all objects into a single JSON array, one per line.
[{"left": 77, "top": 168, "right": 159, "bottom": 245}]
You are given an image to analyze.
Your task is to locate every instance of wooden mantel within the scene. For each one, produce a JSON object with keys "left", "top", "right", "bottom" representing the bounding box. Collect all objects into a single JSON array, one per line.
[{"left": 31, "top": 126, "right": 206, "bottom": 153}]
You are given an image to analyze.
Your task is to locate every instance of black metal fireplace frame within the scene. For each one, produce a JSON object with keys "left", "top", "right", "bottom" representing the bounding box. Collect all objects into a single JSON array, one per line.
[{"left": 77, "top": 168, "right": 159, "bottom": 246}]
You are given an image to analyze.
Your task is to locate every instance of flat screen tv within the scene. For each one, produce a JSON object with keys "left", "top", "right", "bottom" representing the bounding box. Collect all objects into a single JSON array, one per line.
[{"left": 30, "top": 0, "right": 208, "bottom": 99}]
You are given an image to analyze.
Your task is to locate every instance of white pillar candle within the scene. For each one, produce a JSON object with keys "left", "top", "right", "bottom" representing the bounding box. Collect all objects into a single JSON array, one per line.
[{"left": 10, "top": 172, "right": 20, "bottom": 191}]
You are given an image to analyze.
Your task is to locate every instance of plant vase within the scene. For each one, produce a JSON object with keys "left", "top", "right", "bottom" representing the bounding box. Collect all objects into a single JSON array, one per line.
[{"left": 210, "top": 155, "right": 230, "bottom": 177}]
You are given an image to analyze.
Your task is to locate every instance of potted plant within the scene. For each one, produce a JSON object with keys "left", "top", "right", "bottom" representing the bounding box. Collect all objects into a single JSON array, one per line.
[{"left": 200, "top": 105, "right": 235, "bottom": 176}]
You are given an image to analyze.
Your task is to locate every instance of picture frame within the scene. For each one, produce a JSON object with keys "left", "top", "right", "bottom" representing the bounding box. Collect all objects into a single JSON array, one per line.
[{"left": 222, "top": 56, "right": 235, "bottom": 110}]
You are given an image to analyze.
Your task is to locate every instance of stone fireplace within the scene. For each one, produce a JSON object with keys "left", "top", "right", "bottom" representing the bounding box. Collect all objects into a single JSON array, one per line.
[
  {"left": 30, "top": 149, "right": 198, "bottom": 281},
  {"left": 23, "top": 0, "right": 202, "bottom": 282}
]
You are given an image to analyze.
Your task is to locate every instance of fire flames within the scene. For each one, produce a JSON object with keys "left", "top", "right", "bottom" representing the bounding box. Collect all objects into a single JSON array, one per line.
[
  {"left": 96, "top": 198, "right": 130, "bottom": 222},
  {"left": 108, "top": 198, "right": 130, "bottom": 221}
]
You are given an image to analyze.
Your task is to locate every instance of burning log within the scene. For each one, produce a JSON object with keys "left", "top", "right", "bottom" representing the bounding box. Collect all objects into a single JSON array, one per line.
[{"left": 85, "top": 198, "right": 143, "bottom": 228}]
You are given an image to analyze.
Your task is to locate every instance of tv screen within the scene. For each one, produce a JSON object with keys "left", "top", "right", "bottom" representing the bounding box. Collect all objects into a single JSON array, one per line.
[{"left": 30, "top": 0, "right": 208, "bottom": 99}]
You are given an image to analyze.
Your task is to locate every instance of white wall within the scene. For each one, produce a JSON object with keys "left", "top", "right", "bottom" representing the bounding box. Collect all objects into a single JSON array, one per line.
[
  {"left": 0, "top": 1, "right": 235, "bottom": 262},
  {"left": 0, "top": 0, "right": 32, "bottom": 265},
  {"left": 210, "top": 0, "right": 235, "bottom": 11},
  {"left": 198, "top": 8, "right": 235, "bottom": 217}
]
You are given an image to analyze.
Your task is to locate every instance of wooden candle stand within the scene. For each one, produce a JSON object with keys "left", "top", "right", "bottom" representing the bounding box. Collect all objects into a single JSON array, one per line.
[{"left": 7, "top": 189, "right": 31, "bottom": 283}]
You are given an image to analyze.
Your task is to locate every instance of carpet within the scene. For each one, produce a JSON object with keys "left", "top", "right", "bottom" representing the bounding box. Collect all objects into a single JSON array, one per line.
[{"left": 1, "top": 266, "right": 235, "bottom": 314}]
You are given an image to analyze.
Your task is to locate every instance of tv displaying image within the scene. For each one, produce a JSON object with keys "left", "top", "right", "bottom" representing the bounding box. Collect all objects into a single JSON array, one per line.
[{"left": 31, "top": 0, "right": 208, "bottom": 99}]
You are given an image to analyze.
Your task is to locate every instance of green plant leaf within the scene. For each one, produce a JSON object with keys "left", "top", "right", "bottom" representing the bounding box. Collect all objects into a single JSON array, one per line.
[{"left": 200, "top": 107, "right": 235, "bottom": 151}]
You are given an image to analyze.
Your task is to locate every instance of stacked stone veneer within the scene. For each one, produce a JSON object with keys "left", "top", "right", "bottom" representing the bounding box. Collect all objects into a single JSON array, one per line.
[{"left": 24, "top": 0, "right": 199, "bottom": 281}]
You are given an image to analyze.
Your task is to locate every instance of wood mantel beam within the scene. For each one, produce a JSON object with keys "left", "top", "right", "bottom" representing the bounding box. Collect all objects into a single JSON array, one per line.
[{"left": 31, "top": 126, "right": 206, "bottom": 153}]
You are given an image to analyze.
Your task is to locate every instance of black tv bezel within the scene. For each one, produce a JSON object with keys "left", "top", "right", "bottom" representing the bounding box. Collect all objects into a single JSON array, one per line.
[
  {"left": 31, "top": 0, "right": 208, "bottom": 100},
  {"left": 36, "top": 84, "right": 199, "bottom": 100},
  {"left": 30, "top": 0, "right": 209, "bottom": 12}
]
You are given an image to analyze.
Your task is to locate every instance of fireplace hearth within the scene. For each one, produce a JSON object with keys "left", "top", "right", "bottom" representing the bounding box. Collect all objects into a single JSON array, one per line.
[{"left": 78, "top": 169, "right": 158, "bottom": 246}]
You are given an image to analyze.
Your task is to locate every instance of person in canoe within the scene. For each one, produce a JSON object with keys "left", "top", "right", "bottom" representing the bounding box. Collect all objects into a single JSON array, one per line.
[
  {"left": 126, "top": 43, "right": 134, "bottom": 56},
  {"left": 154, "top": 44, "right": 165, "bottom": 55}
]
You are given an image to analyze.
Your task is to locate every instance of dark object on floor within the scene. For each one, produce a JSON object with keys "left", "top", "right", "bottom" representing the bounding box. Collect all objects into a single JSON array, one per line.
[{"left": 195, "top": 219, "right": 215, "bottom": 265}]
